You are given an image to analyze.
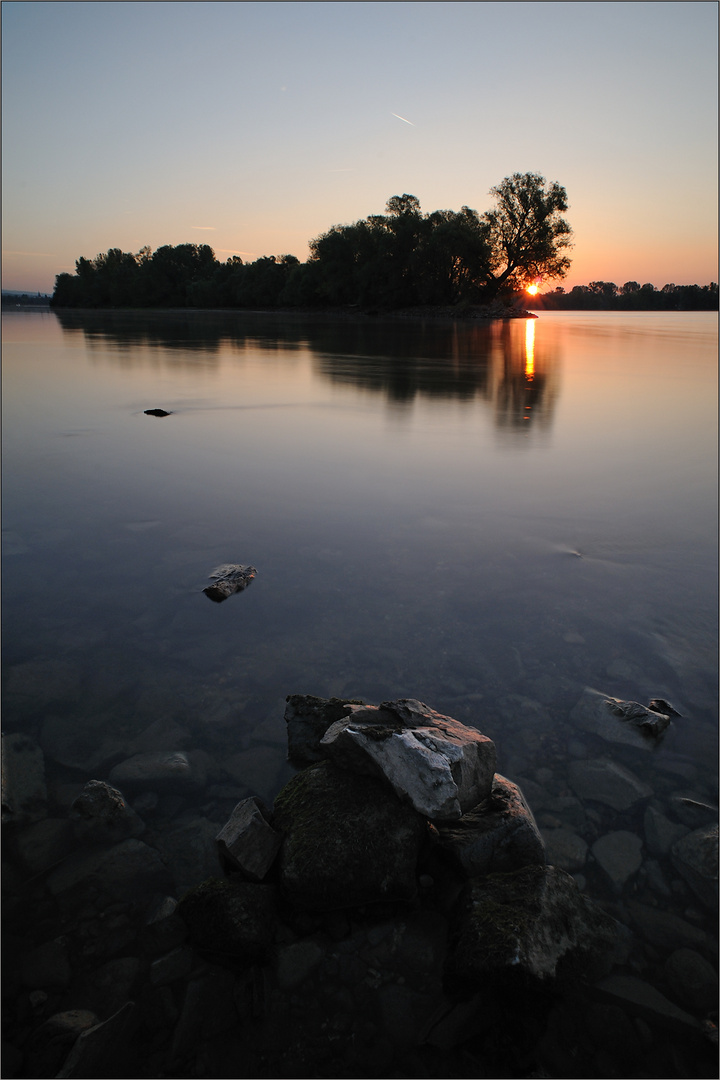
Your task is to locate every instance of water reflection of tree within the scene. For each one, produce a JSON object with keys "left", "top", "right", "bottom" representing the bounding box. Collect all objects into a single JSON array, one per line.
[
  {"left": 53, "top": 310, "right": 559, "bottom": 430},
  {"left": 493, "top": 319, "right": 559, "bottom": 436},
  {"left": 313, "top": 321, "right": 495, "bottom": 403}
]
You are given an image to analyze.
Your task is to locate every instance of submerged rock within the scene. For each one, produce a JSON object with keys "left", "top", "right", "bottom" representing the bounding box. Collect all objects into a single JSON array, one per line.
[
  {"left": 46, "top": 838, "right": 173, "bottom": 905},
  {"left": 671, "top": 824, "right": 719, "bottom": 911},
  {"left": 55, "top": 1001, "right": 135, "bottom": 1079},
  {"left": 447, "top": 865, "right": 623, "bottom": 986},
  {"left": 320, "top": 698, "right": 496, "bottom": 821},
  {"left": 1, "top": 732, "right": 47, "bottom": 824},
  {"left": 591, "top": 830, "right": 644, "bottom": 888},
  {"left": 70, "top": 780, "right": 145, "bottom": 844},
  {"left": 203, "top": 563, "right": 256, "bottom": 603},
  {"left": 273, "top": 759, "right": 426, "bottom": 910},
  {"left": 567, "top": 758, "right": 652, "bottom": 811},
  {"left": 14, "top": 817, "right": 75, "bottom": 876},
  {"left": 594, "top": 973, "right": 700, "bottom": 1033},
  {"left": 539, "top": 826, "right": 588, "bottom": 872},
  {"left": 108, "top": 750, "right": 206, "bottom": 794},
  {"left": 23, "top": 1011, "right": 100, "bottom": 1080},
  {"left": 664, "top": 948, "right": 719, "bottom": 1014},
  {"left": 644, "top": 804, "right": 689, "bottom": 856}
]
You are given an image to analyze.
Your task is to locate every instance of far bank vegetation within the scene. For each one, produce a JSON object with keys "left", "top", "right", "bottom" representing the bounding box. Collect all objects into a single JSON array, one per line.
[{"left": 51, "top": 173, "right": 717, "bottom": 312}]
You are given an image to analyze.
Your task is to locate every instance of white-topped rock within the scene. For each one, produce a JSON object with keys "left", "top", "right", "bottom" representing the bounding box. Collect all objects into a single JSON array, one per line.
[{"left": 319, "top": 699, "right": 496, "bottom": 822}]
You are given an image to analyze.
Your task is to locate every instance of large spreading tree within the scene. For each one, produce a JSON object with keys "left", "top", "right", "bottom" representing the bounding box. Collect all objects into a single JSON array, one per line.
[{"left": 480, "top": 172, "right": 573, "bottom": 298}]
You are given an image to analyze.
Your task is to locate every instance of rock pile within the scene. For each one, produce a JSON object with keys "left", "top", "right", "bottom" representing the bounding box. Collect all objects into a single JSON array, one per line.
[
  {"left": 3, "top": 693, "right": 717, "bottom": 1079},
  {"left": 185, "top": 695, "right": 624, "bottom": 989}
]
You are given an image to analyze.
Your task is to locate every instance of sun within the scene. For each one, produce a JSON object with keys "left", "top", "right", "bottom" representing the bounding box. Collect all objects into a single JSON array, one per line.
[{"left": 526, "top": 283, "right": 539, "bottom": 296}]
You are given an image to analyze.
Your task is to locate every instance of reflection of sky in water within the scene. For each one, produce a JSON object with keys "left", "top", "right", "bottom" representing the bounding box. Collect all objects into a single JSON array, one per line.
[{"left": 2, "top": 311, "right": 717, "bottom": 794}]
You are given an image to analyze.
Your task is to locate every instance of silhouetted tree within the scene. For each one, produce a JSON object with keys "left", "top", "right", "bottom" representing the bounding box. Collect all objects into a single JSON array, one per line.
[{"left": 481, "top": 173, "right": 572, "bottom": 298}]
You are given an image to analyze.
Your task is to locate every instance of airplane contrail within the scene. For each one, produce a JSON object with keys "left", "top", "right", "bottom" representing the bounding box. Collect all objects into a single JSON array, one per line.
[{"left": 392, "top": 113, "right": 414, "bottom": 125}]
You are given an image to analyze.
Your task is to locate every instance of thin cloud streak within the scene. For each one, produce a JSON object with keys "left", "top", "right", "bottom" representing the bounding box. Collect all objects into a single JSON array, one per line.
[
  {"left": 190, "top": 225, "right": 216, "bottom": 230},
  {"left": 391, "top": 113, "right": 414, "bottom": 125}
]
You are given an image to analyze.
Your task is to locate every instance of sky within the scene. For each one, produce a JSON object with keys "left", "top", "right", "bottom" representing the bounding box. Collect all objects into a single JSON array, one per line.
[{"left": 2, "top": 0, "right": 718, "bottom": 294}]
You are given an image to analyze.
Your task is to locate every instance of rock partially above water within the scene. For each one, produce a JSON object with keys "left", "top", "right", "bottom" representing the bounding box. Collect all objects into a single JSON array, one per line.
[
  {"left": 273, "top": 759, "right": 426, "bottom": 910},
  {"left": 447, "top": 865, "right": 624, "bottom": 985},
  {"left": 436, "top": 774, "right": 545, "bottom": 875},
  {"left": 284, "top": 694, "right": 362, "bottom": 763},
  {"left": 319, "top": 698, "right": 496, "bottom": 821},
  {"left": 203, "top": 563, "right": 257, "bottom": 603},
  {"left": 216, "top": 796, "right": 282, "bottom": 881},
  {"left": 569, "top": 687, "right": 672, "bottom": 750}
]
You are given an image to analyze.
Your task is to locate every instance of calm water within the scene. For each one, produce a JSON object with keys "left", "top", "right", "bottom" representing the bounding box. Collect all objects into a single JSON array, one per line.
[
  {"left": 3, "top": 310, "right": 717, "bottom": 763},
  {"left": 2, "top": 308, "right": 718, "bottom": 1070}
]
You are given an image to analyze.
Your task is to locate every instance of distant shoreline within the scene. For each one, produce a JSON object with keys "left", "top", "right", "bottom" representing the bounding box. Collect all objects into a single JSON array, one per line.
[{"left": 31, "top": 302, "right": 537, "bottom": 322}]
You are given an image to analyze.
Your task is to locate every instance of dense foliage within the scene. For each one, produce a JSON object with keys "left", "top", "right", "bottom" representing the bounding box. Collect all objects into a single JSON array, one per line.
[
  {"left": 51, "top": 174, "right": 575, "bottom": 310},
  {"left": 50, "top": 174, "right": 717, "bottom": 312}
]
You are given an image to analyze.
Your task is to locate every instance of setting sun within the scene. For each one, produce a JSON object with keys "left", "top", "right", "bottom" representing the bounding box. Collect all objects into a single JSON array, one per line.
[{"left": 526, "top": 284, "right": 539, "bottom": 295}]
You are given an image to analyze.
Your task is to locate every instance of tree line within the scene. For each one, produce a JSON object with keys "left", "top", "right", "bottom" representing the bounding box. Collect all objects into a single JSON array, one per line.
[
  {"left": 51, "top": 173, "right": 717, "bottom": 313},
  {"left": 51, "top": 173, "right": 573, "bottom": 310},
  {"left": 532, "top": 281, "right": 718, "bottom": 311}
]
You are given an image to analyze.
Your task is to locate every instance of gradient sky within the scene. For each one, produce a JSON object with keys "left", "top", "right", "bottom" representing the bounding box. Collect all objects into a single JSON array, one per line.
[{"left": 2, "top": 1, "right": 717, "bottom": 293}]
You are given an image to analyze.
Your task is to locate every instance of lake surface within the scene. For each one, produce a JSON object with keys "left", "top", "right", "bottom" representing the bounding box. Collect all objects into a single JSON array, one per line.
[{"left": 2, "top": 308, "right": 718, "bottom": 1074}]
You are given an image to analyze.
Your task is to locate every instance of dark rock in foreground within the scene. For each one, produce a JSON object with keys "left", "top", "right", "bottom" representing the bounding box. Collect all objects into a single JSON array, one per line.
[
  {"left": 285, "top": 694, "right": 497, "bottom": 821},
  {"left": 215, "top": 796, "right": 281, "bottom": 881},
  {"left": 436, "top": 773, "right": 545, "bottom": 876},
  {"left": 273, "top": 759, "right": 426, "bottom": 910},
  {"left": 177, "top": 878, "right": 277, "bottom": 962},
  {"left": 447, "top": 865, "right": 625, "bottom": 986}
]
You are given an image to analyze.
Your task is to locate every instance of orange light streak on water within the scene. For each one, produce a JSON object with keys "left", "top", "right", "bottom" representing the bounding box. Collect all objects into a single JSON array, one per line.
[{"left": 525, "top": 318, "right": 535, "bottom": 380}]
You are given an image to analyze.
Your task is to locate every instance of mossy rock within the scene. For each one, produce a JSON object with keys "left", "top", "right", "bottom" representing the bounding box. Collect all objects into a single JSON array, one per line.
[
  {"left": 447, "top": 865, "right": 621, "bottom": 988},
  {"left": 273, "top": 759, "right": 426, "bottom": 911},
  {"left": 177, "top": 877, "right": 277, "bottom": 962}
]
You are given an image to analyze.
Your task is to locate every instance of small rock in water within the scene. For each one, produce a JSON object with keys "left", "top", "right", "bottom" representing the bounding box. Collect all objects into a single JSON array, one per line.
[
  {"left": 70, "top": 780, "right": 145, "bottom": 843},
  {"left": 605, "top": 697, "right": 672, "bottom": 738},
  {"left": 569, "top": 688, "right": 672, "bottom": 749},
  {"left": 144, "top": 408, "right": 171, "bottom": 417},
  {"left": 203, "top": 563, "right": 257, "bottom": 603}
]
